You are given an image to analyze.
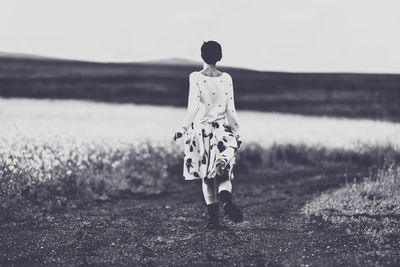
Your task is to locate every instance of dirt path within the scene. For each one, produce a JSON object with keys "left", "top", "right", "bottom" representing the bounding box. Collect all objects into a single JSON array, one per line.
[{"left": 0, "top": 171, "right": 397, "bottom": 266}]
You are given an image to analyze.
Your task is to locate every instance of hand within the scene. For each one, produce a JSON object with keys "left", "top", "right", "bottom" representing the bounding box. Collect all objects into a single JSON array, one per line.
[
  {"left": 235, "top": 134, "right": 242, "bottom": 148},
  {"left": 173, "top": 127, "right": 186, "bottom": 141},
  {"left": 174, "top": 131, "right": 183, "bottom": 141}
]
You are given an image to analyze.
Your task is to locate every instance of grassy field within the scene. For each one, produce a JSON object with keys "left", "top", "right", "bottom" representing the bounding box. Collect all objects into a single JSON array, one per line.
[
  {"left": 1, "top": 54, "right": 400, "bottom": 121},
  {"left": 1, "top": 98, "right": 400, "bottom": 265},
  {"left": 1, "top": 98, "right": 399, "bottom": 149},
  {"left": 1, "top": 97, "right": 399, "bottom": 216}
]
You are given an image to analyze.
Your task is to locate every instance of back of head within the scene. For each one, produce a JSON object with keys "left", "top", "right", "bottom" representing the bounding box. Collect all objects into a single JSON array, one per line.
[{"left": 201, "top": 41, "right": 222, "bottom": 65}]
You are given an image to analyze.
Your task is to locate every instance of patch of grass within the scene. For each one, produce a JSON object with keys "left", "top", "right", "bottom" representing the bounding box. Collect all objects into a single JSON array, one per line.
[
  {"left": 237, "top": 142, "right": 400, "bottom": 174},
  {"left": 2, "top": 140, "right": 400, "bottom": 222},
  {"left": 0, "top": 141, "right": 183, "bottom": 221},
  {"left": 302, "top": 164, "right": 400, "bottom": 244}
]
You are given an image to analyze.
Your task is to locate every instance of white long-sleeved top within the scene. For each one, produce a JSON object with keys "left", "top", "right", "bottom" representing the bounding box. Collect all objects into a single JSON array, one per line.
[{"left": 178, "top": 71, "right": 241, "bottom": 136}]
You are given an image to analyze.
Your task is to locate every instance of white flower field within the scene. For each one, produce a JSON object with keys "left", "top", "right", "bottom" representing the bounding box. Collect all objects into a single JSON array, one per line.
[{"left": 1, "top": 97, "right": 399, "bottom": 150}]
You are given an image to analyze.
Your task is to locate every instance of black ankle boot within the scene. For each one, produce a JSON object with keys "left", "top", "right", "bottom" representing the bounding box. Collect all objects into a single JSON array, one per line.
[
  {"left": 219, "top": 190, "right": 243, "bottom": 223},
  {"left": 206, "top": 203, "right": 220, "bottom": 230}
]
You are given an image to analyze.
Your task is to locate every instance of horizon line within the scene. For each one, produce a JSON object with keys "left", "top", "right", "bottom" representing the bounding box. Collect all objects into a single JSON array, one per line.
[{"left": 1, "top": 50, "right": 399, "bottom": 76}]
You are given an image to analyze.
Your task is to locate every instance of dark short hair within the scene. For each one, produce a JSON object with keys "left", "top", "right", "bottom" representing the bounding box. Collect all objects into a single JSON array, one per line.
[{"left": 201, "top": 41, "right": 222, "bottom": 65}]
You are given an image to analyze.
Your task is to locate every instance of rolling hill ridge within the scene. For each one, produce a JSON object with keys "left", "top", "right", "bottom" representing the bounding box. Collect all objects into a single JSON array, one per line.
[{"left": 0, "top": 52, "right": 399, "bottom": 121}]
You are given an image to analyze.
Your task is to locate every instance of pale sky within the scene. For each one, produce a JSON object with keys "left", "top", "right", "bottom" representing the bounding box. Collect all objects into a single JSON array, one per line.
[{"left": 1, "top": 0, "right": 400, "bottom": 73}]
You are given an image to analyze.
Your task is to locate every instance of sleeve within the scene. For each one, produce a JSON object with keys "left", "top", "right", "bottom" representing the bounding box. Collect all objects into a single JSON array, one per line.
[
  {"left": 178, "top": 72, "right": 200, "bottom": 134},
  {"left": 226, "top": 74, "right": 241, "bottom": 136}
]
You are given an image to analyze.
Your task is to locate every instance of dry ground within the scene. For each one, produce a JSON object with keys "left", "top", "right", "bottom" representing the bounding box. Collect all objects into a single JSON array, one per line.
[{"left": 1, "top": 168, "right": 399, "bottom": 267}]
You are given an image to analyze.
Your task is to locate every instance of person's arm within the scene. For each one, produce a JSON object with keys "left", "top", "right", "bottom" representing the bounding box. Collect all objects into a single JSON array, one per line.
[
  {"left": 226, "top": 74, "right": 241, "bottom": 137},
  {"left": 177, "top": 72, "right": 200, "bottom": 135}
]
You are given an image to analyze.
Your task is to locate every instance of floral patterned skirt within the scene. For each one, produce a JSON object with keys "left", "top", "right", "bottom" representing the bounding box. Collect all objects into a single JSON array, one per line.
[{"left": 183, "top": 118, "right": 239, "bottom": 182}]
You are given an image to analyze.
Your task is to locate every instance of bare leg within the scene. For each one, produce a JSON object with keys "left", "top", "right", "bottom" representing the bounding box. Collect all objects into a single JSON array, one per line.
[{"left": 202, "top": 178, "right": 218, "bottom": 205}]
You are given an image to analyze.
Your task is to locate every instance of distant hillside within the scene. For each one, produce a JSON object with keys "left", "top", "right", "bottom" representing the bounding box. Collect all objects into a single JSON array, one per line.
[
  {"left": 0, "top": 51, "right": 57, "bottom": 60},
  {"left": 0, "top": 52, "right": 400, "bottom": 121}
]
